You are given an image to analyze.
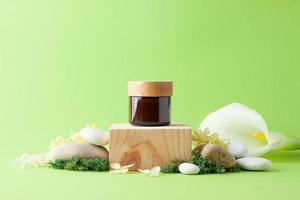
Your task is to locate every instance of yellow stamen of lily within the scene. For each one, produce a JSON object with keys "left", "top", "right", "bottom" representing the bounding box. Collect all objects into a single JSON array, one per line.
[{"left": 253, "top": 132, "right": 267, "bottom": 140}]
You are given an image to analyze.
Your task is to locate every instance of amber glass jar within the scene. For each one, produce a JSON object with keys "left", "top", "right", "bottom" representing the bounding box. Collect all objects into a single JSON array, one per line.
[{"left": 128, "top": 81, "right": 173, "bottom": 126}]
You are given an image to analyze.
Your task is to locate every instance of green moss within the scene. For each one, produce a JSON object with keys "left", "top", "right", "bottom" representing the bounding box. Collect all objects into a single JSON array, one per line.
[
  {"left": 49, "top": 157, "right": 109, "bottom": 171},
  {"left": 161, "top": 160, "right": 182, "bottom": 173},
  {"left": 191, "top": 152, "right": 226, "bottom": 174},
  {"left": 191, "top": 152, "right": 240, "bottom": 174},
  {"left": 161, "top": 152, "right": 240, "bottom": 174},
  {"left": 226, "top": 164, "right": 241, "bottom": 172}
]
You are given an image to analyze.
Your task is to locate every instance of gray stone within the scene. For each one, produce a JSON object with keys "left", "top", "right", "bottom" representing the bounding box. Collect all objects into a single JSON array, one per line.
[
  {"left": 48, "top": 142, "right": 108, "bottom": 161},
  {"left": 200, "top": 144, "right": 236, "bottom": 168}
]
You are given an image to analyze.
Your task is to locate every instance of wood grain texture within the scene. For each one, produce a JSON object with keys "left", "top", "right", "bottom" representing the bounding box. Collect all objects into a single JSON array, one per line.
[
  {"left": 128, "top": 81, "right": 173, "bottom": 96},
  {"left": 109, "top": 123, "right": 192, "bottom": 170}
]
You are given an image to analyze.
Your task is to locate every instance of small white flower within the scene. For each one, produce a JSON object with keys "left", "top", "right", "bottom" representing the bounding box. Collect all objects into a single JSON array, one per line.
[
  {"left": 110, "top": 162, "right": 121, "bottom": 170},
  {"left": 109, "top": 163, "right": 134, "bottom": 174},
  {"left": 138, "top": 166, "right": 161, "bottom": 177}
]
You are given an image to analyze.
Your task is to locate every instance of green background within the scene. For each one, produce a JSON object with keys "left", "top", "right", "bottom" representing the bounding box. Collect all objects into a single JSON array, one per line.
[{"left": 1, "top": 0, "right": 300, "bottom": 200}]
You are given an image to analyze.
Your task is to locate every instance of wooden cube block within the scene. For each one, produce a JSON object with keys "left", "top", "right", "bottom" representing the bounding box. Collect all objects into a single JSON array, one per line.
[{"left": 109, "top": 123, "right": 192, "bottom": 170}]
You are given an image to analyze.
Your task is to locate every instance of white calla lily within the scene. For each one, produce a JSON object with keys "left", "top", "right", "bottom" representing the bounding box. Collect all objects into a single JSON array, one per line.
[{"left": 199, "top": 103, "right": 297, "bottom": 156}]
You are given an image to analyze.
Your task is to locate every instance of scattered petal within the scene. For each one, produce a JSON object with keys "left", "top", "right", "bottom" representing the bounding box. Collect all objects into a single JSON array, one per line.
[
  {"left": 138, "top": 166, "right": 161, "bottom": 176},
  {"left": 138, "top": 169, "right": 150, "bottom": 175},
  {"left": 15, "top": 153, "right": 49, "bottom": 168},
  {"left": 110, "top": 163, "right": 121, "bottom": 170},
  {"left": 120, "top": 168, "right": 129, "bottom": 174},
  {"left": 121, "top": 164, "right": 134, "bottom": 169},
  {"left": 109, "top": 168, "right": 129, "bottom": 174},
  {"left": 148, "top": 166, "right": 161, "bottom": 176}
]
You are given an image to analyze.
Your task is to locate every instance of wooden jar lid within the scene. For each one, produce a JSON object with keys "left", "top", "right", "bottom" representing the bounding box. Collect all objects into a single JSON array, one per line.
[{"left": 128, "top": 81, "right": 173, "bottom": 97}]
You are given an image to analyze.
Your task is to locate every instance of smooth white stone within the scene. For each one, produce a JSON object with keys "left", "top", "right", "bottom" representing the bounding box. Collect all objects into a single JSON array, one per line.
[
  {"left": 79, "top": 127, "right": 109, "bottom": 146},
  {"left": 47, "top": 142, "right": 108, "bottom": 160},
  {"left": 237, "top": 157, "right": 272, "bottom": 171},
  {"left": 227, "top": 141, "right": 248, "bottom": 158},
  {"left": 179, "top": 163, "right": 200, "bottom": 175}
]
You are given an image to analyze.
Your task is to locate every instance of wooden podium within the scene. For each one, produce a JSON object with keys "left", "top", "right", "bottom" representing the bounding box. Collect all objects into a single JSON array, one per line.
[{"left": 109, "top": 123, "right": 192, "bottom": 170}]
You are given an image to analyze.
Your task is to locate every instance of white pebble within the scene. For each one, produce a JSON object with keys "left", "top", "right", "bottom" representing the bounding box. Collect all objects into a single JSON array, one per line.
[
  {"left": 237, "top": 157, "right": 272, "bottom": 171},
  {"left": 79, "top": 127, "right": 109, "bottom": 146},
  {"left": 179, "top": 163, "right": 200, "bottom": 175},
  {"left": 227, "top": 141, "right": 248, "bottom": 158}
]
